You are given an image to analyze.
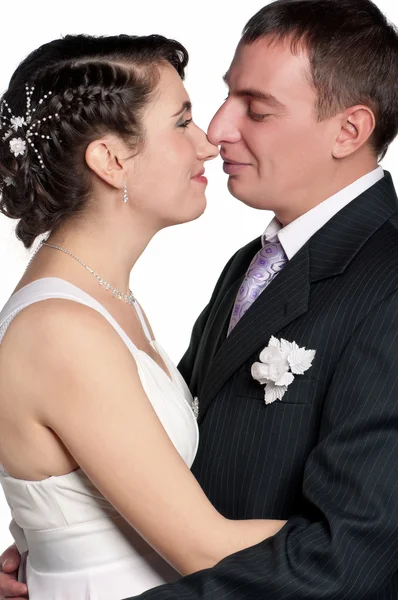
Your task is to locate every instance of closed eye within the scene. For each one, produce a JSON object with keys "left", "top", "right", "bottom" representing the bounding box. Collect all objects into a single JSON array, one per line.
[{"left": 248, "top": 108, "right": 271, "bottom": 122}]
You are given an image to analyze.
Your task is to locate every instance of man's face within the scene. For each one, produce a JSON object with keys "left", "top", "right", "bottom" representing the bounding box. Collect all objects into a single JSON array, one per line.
[{"left": 208, "top": 37, "right": 340, "bottom": 223}]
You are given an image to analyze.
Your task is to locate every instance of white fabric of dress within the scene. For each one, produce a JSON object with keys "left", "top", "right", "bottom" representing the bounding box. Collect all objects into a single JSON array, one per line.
[{"left": 0, "top": 277, "right": 199, "bottom": 600}]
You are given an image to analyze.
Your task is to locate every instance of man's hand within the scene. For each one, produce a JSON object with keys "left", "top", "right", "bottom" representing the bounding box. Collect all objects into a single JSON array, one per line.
[{"left": 0, "top": 545, "right": 27, "bottom": 599}]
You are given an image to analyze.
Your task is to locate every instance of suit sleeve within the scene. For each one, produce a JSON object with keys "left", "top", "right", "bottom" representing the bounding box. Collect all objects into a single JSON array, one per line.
[
  {"left": 177, "top": 250, "right": 239, "bottom": 386},
  {"left": 130, "top": 290, "right": 398, "bottom": 600}
]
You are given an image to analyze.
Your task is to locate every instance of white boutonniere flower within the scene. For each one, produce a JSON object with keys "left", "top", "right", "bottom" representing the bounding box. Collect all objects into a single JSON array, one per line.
[{"left": 251, "top": 336, "right": 316, "bottom": 404}]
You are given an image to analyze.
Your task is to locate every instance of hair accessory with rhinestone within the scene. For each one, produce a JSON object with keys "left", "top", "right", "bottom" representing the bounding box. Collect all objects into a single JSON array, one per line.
[{"left": 0, "top": 84, "right": 56, "bottom": 169}]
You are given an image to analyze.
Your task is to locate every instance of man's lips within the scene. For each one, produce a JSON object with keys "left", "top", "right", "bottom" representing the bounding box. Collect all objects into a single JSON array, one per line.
[
  {"left": 222, "top": 158, "right": 250, "bottom": 175},
  {"left": 222, "top": 157, "right": 249, "bottom": 165}
]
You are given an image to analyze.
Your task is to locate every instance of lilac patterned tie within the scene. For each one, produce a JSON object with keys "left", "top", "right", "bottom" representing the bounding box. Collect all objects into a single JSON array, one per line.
[{"left": 227, "top": 237, "right": 288, "bottom": 335}]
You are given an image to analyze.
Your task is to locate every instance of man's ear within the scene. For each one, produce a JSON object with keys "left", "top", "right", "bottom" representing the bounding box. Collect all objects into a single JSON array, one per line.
[
  {"left": 332, "top": 105, "right": 376, "bottom": 159},
  {"left": 85, "top": 135, "right": 127, "bottom": 189}
]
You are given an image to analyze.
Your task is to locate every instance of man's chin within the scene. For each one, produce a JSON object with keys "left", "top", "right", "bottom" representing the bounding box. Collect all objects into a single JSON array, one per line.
[
  {"left": 227, "top": 178, "right": 258, "bottom": 206},
  {"left": 227, "top": 178, "right": 275, "bottom": 211},
  {"left": 227, "top": 176, "right": 245, "bottom": 198}
]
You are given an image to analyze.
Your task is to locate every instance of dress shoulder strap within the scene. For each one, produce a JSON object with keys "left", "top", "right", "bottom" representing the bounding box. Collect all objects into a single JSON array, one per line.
[
  {"left": 132, "top": 300, "right": 153, "bottom": 343},
  {"left": 0, "top": 277, "right": 140, "bottom": 353}
]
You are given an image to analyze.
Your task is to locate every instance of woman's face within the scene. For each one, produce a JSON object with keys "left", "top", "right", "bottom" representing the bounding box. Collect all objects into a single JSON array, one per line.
[{"left": 125, "top": 63, "right": 218, "bottom": 228}]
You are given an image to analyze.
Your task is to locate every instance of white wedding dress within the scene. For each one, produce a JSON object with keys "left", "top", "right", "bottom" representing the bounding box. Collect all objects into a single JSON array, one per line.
[{"left": 0, "top": 277, "right": 199, "bottom": 600}]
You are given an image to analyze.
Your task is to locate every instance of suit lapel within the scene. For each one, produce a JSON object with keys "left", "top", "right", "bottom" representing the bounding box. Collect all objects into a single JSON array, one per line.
[
  {"left": 197, "top": 171, "right": 398, "bottom": 422},
  {"left": 188, "top": 238, "right": 262, "bottom": 394},
  {"left": 198, "top": 245, "right": 310, "bottom": 419}
]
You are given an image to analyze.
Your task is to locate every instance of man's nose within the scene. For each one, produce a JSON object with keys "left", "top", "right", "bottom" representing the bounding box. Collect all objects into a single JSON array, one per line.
[{"left": 207, "top": 102, "right": 242, "bottom": 146}]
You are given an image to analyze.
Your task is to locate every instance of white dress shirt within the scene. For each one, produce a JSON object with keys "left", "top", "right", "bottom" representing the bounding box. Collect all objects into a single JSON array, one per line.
[{"left": 264, "top": 166, "right": 384, "bottom": 258}]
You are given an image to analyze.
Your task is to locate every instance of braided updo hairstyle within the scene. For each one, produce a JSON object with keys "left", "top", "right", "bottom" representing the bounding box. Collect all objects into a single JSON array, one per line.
[{"left": 0, "top": 34, "right": 189, "bottom": 248}]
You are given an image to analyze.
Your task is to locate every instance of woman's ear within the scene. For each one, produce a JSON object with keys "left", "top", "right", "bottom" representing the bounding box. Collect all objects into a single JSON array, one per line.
[
  {"left": 85, "top": 135, "right": 127, "bottom": 189},
  {"left": 332, "top": 105, "right": 376, "bottom": 159}
]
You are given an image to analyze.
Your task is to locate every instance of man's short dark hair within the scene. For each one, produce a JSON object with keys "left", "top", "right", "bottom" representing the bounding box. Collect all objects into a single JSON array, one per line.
[{"left": 242, "top": 0, "right": 398, "bottom": 159}]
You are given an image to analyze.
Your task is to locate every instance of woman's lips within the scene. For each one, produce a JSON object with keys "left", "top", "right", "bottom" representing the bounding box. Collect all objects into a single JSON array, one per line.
[
  {"left": 191, "top": 169, "right": 208, "bottom": 184},
  {"left": 191, "top": 175, "right": 208, "bottom": 184}
]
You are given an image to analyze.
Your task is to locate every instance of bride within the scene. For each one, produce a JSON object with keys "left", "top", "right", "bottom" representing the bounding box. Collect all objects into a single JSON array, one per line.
[{"left": 0, "top": 33, "right": 284, "bottom": 599}]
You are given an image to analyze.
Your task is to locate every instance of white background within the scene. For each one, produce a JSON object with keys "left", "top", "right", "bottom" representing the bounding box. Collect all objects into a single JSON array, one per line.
[{"left": 1, "top": 0, "right": 397, "bottom": 548}]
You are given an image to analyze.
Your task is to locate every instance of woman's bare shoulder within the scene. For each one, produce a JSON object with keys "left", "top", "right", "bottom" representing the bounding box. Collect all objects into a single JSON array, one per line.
[
  {"left": 3, "top": 297, "right": 117, "bottom": 340},
  {"left": 0, "top": 298, "right": 136, "bottom": 397}
]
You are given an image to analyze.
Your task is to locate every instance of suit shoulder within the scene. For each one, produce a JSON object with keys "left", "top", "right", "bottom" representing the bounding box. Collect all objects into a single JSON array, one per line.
[
  {"left": 363, "top": 216, "right": 398, "bottom": 297},
  {"left": 387, "top": 212, "right": 398, "bottom": 235},
  {"left": 377, "top": 217, "right": 398, "bottom": 269}
]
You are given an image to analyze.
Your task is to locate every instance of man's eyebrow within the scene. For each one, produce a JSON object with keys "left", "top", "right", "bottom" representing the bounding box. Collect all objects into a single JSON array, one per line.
[
  {"left": 222, "top": 73, "right": 285, "bottom": 109},
  {"left": 171, "top": 101, "right": 192, "bottom": 117}
]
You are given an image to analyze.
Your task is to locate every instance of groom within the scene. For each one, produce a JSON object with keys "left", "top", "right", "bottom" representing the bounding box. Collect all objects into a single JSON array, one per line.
[{"left": 2, "top": 0, "right": 398, "bottom": 598}]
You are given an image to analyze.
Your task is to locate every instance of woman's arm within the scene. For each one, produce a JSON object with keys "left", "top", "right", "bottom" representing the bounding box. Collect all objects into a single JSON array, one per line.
[{"left": 9, "top": 300, "right": 285, "bottom": 575}]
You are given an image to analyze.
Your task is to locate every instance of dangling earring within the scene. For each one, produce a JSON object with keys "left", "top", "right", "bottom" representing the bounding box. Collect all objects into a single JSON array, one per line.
[{"left": 123, "top": 182, "right": 129, "bottom": 204}]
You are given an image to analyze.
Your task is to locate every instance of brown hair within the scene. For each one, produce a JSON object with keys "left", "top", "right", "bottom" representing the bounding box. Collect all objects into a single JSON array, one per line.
[
  {"left": 0, "top": 34, "right": 189, "bottom": 248},
  {"left": 242, "top": 0, "right": 398, "bottom": 159}
]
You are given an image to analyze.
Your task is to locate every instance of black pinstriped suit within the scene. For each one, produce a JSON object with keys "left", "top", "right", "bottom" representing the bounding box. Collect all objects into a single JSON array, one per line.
[{"left": 133, "top": 171, "right": 398, "bottom": 599}]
